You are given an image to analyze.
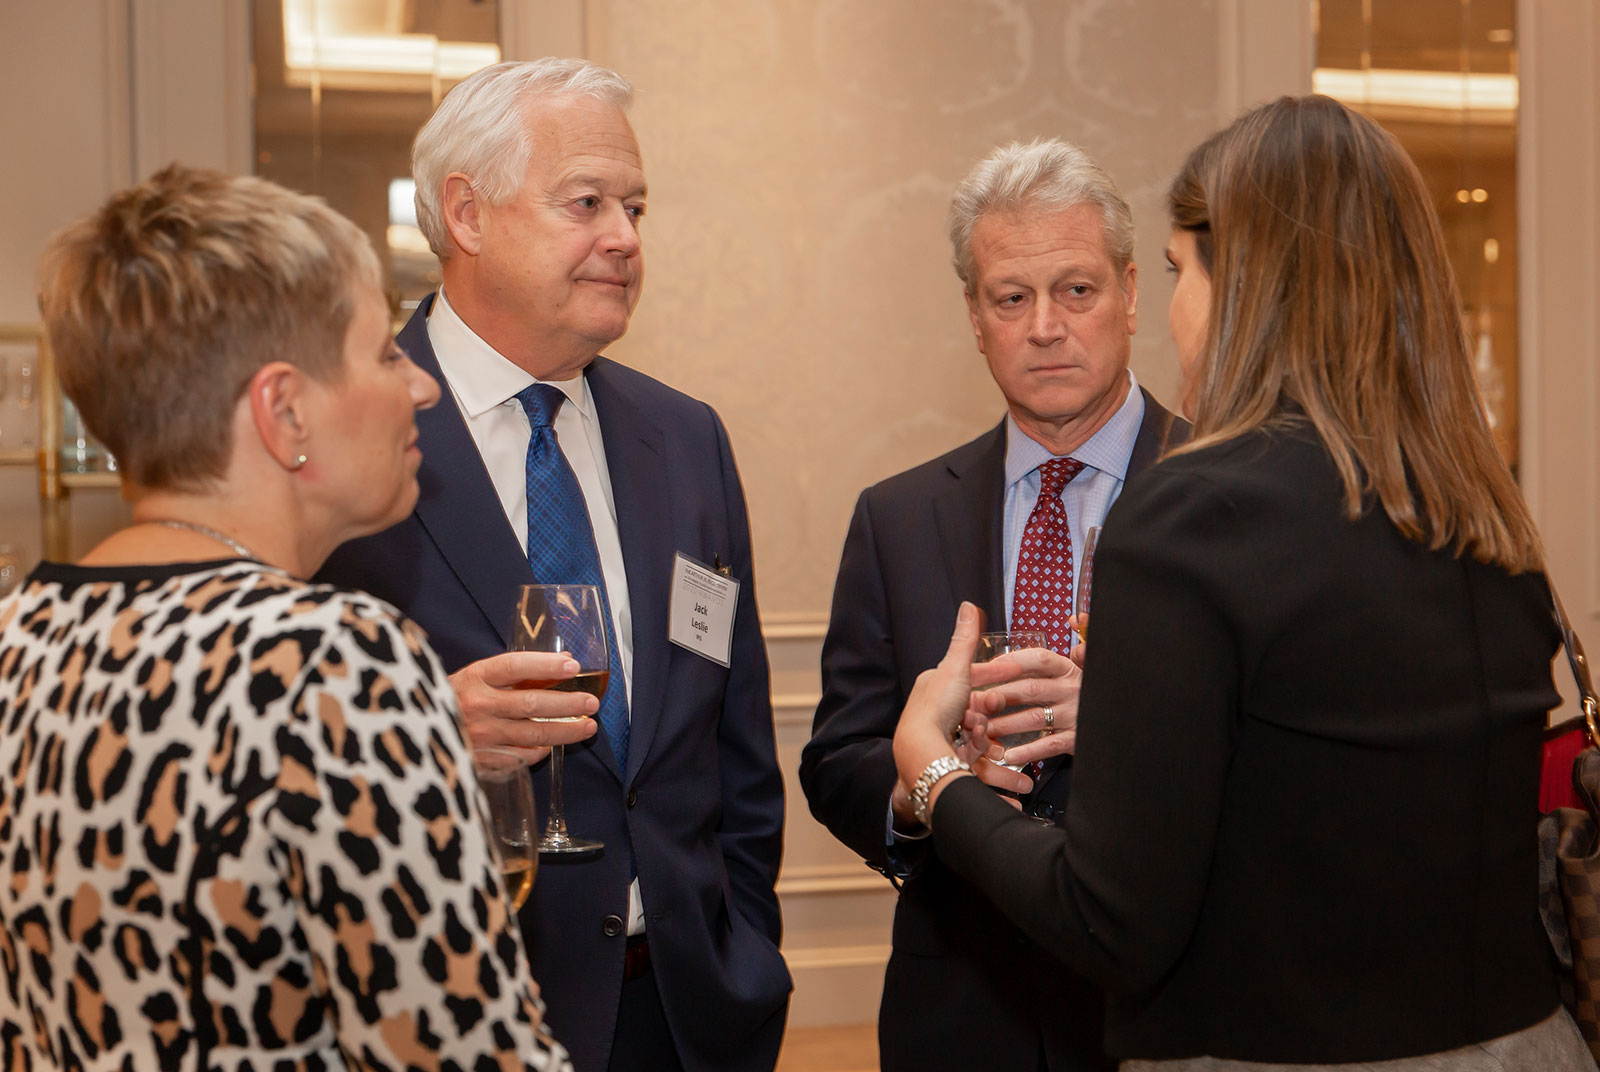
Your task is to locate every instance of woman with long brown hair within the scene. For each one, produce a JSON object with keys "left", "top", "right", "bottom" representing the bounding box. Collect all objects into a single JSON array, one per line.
[{"left": 891, "top": 95, "right": 1590, "bottom": 1069}]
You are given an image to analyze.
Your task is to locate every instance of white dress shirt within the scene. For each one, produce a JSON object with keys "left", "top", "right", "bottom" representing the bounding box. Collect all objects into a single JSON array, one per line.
[{"left": 426, "top": 287, "right": 645, "bottom": 933}]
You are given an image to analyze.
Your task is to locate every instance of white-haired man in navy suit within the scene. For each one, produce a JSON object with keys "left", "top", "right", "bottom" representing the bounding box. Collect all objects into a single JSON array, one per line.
[{"left": 321, "top": 58, "right": 789, "bottom": 1072}]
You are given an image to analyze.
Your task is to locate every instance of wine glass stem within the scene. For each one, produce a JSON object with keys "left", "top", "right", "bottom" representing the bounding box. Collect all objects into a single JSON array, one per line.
[{"left": 544, "top": 744, "right": 571, "bottom": 842}]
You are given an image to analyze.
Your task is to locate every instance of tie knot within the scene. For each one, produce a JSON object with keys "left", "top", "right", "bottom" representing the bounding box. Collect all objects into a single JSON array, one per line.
[
  {"left": 516, "top": 383, "right": 566, "bottom": 429},
  {"left": 1037, "top": 456, "right": 1086, "bottom": 496}
]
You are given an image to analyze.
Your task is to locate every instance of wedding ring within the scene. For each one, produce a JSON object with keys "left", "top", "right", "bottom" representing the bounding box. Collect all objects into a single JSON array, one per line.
[{"left": 1042, "top": 706, "right": 1055, "bottom": 731}]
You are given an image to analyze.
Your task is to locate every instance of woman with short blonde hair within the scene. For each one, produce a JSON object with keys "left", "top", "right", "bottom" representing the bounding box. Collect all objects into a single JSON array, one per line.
[{"left": 2, "top": 165, "right": 574, "bottom": 1070}]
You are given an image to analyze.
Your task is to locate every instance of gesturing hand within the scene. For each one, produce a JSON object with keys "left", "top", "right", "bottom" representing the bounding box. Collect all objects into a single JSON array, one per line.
[{"left": 892, "top": 603, "right": 985, "bottom": 817}]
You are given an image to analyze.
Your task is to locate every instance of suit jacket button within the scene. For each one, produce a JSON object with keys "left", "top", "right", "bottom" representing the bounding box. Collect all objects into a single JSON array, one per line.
[
  {"left": 601, "top": 914, "right": 625, "bottom": 938},
  {"left": 626, "top": 789, "right": 639, "bottom": 809},
  {"left": 1032, "top": 802, "right": 1057, "bottom": 821}
]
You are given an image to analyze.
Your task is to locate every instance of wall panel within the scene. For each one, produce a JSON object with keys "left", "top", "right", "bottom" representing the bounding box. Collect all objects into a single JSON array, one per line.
[{"left": 1518, "top": 0, "right": 1600, "bottom": 717}]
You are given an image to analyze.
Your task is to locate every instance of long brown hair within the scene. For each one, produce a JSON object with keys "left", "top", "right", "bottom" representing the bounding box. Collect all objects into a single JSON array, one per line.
[{"left": 1165, "top": 95, "right": 1541, "bottom": 572}]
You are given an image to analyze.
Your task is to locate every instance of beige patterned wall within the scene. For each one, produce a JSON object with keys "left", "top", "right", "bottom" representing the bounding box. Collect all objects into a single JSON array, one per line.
[{"left": 588, "top": 0, "right": 1225, "bottom": 621}]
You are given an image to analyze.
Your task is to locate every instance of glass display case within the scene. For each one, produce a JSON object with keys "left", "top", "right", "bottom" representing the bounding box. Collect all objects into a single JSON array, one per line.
[
  {"left": 0, "top": 324, "right": 120, "bottom": 563},
  {"left": 1314, "top": 0, "right": 1519, "bottom": 468}
]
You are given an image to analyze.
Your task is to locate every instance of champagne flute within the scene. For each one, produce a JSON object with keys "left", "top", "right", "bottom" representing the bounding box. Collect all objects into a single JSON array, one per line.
[
  {"left": 509, "top": 584, "right": 609, "bottom": 858},
  {"left": 472, "top": 747, "right": 538, "bottom": 910},
  {"left": 1074, "top": 526, "right": 1102, "bottom": 643},
  {"left": 16, "top": 356, "right": 35, "bottom": 448},
  {"left": 0, "top": 544, "right": 22, "bottom": 598},
  {"left": 976, "top": 630, "right": 1049, "bottom": 773}
]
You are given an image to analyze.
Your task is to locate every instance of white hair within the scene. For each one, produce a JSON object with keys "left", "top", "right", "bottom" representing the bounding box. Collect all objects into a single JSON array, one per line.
[
  {"left": 947, "top": 138, "right": 1135, "bottom": 292},
  {"left": 413, "top": 58, "right": 634, "bottom": 259}
]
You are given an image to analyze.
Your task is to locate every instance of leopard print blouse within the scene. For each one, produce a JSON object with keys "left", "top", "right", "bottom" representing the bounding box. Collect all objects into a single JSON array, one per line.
[{"left": 0, "top": 559, "right": 571, "bottom": 1071}]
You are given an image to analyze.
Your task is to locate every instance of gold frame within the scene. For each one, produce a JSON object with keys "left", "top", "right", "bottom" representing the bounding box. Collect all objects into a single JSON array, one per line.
[{"left": 0, "top": 323, "right": 118, "bottom": 560}]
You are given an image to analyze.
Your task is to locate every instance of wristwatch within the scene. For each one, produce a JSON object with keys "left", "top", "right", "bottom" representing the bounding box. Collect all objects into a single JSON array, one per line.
[{"left": 910, "top": 755, "right": 971, "bottom": 828}]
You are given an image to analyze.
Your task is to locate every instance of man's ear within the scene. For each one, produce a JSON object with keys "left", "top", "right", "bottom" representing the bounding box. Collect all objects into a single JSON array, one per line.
[
  {"left": 246, "top": 361, "right": 312, "bottom": 471},
  {"left": 1122, "top": 261, "right": 1139, "bottom": 335},
  {"left": 965, "top": 291, "right": 986, "bottom": 355},
  {"left": 442, "top": 173, "right": 484, "bottom": 257}
]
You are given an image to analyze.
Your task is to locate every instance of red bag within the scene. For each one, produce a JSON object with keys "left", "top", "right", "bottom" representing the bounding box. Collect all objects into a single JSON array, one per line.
[
  {"left": 1536, "top": 583, "right": 1600, "bottom": 1058},
  {"left": 1545, "top": 717, "right": 1594, "bottom": 813}
]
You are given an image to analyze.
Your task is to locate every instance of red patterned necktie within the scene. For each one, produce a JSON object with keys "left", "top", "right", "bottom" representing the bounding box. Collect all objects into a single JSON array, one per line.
[{"left": 1012, "top": 456, "right": 1086, "bottom": 655}]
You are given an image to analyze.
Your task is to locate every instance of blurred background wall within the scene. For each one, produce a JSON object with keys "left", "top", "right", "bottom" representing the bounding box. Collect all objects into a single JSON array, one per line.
[{"left": 1, "top": 0, "right": 1595, "bottom": 1034}]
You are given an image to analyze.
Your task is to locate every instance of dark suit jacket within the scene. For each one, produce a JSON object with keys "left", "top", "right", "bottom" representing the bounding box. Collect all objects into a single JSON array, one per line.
[
  {"left": 931, "top": 422, "right": 1563, "bottom": 1062},
  {"left": 798, "top": 388, "right": 1186, "bottom": 1072},
  {"left": 319, "top": 296, "right": 791, "bottom": 1072}
]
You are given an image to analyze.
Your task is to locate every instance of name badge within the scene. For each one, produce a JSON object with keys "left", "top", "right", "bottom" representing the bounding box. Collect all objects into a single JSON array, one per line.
[{"left": 668, "top": 552, "right": 738, "bottom": 667}]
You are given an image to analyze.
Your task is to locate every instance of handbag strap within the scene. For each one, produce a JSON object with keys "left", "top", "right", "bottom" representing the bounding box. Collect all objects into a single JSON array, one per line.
[{"left": 1550, "top": 580, "right": 1600, "bottom": 749}]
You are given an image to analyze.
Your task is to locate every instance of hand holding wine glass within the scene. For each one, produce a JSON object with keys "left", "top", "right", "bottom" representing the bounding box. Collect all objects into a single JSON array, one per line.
[
  {"left": 472, "top": 747, "right": 538, "bottom": 911},
  {"left": 973, "top": 638, "right": 1085, "bottom": 770},
  {"left": 973, "top": 631, "right": 1049, "bottom": 774},
  {"left": 508, "top": 584, "right": 611, "bottom": 858},
  {"left": 447, "top": 651, "right": 598, "bottom": 764}
]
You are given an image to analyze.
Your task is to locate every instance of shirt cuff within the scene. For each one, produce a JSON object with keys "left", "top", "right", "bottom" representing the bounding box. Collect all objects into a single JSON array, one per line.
[{"left": 884, "top": 797, "right": 930, "bottom": 878}]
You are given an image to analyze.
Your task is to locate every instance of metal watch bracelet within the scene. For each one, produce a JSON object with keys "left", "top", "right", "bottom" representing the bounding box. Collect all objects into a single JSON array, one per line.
[{"left": 911, "top": 754, "right": 971, "bottom": 827}]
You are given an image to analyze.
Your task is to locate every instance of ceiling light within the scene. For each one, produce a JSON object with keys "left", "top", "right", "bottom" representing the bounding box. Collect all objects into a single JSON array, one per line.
[
  {"left": 1313, "top": 68, "right": 1517, "bottom": 116},
  {"left": 283, "top": 0, "right": 500, "bottom": 86}
]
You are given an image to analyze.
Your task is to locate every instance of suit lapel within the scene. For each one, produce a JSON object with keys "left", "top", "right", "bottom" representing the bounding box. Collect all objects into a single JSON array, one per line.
[
  {"left": 401, "top": 298, "right": 536, "bottom": 647},
  {"left": 932, "top": 422, "right": 1008, "bottom": 628},
  {"left": 585, "top": 358, "right": 672, "bottom": 787}
]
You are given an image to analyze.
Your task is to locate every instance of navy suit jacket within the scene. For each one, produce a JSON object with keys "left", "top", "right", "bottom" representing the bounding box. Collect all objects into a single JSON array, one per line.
[
  {"left": 797, "top": 390, "right": 1186, "bottom": 1072},
  {"left": 319, "top": 296, "right": 791, "bottom": 1072}
]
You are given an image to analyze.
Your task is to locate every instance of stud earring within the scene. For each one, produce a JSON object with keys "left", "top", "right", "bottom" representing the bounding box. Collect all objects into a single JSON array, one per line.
[{"left": 292, "top": 454, "right": 308, "bottom": 470}]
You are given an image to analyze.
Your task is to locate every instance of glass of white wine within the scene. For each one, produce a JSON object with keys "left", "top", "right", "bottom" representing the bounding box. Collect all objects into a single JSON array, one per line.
[
  {"left": 1074, "top": 525, "right": 1102, "bottom": 644},
  {"left": 509, "top": 584, "right": 610, "bottom": 857},
  {"left": 16, "top": 355, "right": 35, "bottom": 448},
  {"left": 472, "top": 747, "right": 538, "bottom": 911}
]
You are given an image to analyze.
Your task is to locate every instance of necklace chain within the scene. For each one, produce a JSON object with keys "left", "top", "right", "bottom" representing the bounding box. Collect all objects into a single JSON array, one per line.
[{"left": 146, "top": 519, "right": 262, "bottom": 562}]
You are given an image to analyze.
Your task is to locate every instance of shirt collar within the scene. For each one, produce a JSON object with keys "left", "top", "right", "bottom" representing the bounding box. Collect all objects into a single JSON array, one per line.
[
  {"left": 427, "top": 286, "right": 590, "bottom": 418},
  {"left": 1004, "top": 369, "right": 1145, "bottom": 487}
]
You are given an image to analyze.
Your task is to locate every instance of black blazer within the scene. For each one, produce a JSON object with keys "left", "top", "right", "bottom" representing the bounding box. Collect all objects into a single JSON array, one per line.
[
  {"left": 319, "top": 296, "right": 790, "bottom": 1072},
  {"left": 931, "top": 422, "right": 1563, "bottom": 1062},
  {"left": 798, "top": 388, "right": 1186, "bottom": 1071}
]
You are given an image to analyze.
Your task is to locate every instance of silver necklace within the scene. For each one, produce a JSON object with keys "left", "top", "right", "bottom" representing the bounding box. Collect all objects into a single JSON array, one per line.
[{"left": 147, "top": 519, "right": 262, "bottom": 562}]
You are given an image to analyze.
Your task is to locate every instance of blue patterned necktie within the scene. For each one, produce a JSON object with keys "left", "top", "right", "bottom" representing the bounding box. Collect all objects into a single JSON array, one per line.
[{"left": 516, "top": 383, "right": 629, "bottom": 771}]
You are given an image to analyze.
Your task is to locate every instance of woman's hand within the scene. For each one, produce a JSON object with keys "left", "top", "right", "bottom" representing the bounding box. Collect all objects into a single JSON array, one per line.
[{"left": 892, "top": 602, "right": 985, "bottom": 816}]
